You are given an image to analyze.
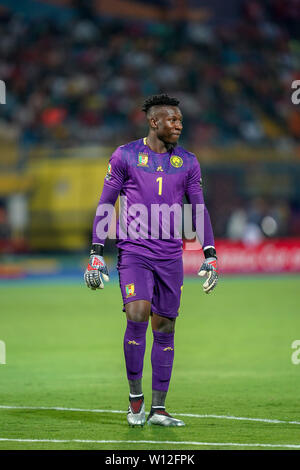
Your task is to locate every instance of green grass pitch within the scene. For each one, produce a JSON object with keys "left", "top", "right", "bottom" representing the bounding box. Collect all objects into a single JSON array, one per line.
[{"left": 0, "top": 275, "right": 300, "bottom": 450}]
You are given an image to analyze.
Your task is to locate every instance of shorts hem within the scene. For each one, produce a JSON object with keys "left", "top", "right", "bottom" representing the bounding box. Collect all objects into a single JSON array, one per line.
[
  {"left": 122, "top": 297, "right": 152, "bottom": 313},
  {"left": 121, "top": 300, "right": 179, "bottom": 319},
  {"left": 151, "top": 306, "right": 179, "bottom": 319}
]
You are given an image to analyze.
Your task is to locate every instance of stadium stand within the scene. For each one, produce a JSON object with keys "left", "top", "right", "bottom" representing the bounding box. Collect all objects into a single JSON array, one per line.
[
  {"left": 0, "top": 0, "right": 299, "bottom": 257},
  {"left": 0, "top": 0, "right": 299, "bottom": 151}
]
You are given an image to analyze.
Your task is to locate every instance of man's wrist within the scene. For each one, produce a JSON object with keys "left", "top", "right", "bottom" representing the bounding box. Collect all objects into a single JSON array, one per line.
[
  {"left": 90, "top": 244, "right": 104, "bottom": 256},
  {"left": 203, "top": 246, "right": 217, "bottom": 260}
]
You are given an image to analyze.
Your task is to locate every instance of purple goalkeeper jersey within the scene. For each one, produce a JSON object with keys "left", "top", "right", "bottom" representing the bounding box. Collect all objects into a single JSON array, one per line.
[{"left": 92, "top": 138, "right": 215, "bottom": 259}]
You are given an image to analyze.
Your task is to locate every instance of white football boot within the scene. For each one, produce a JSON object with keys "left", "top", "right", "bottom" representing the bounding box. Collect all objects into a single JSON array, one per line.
[
  {"left": 147, "top": 407, "right": 185, "bottom": 427},
  {"left": 127, "top": 395, "right": 146, "bottom": 427}
]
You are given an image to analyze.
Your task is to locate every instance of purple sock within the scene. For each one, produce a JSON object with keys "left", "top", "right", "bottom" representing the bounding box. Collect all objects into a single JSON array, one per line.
[
  {"left": 151, "top": 330, "right": 175, "bottom": 392},
  {"left": 124, "top": 319, "right": 148, "bottom": 381}
]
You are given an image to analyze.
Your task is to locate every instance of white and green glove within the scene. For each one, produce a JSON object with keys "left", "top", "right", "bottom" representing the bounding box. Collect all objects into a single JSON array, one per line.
[
  {"left": 84, "top": 244, "right": 109, "bottom": 290},
  {"left": 198, "top": 248, "right": 218, "bottom": 294}
]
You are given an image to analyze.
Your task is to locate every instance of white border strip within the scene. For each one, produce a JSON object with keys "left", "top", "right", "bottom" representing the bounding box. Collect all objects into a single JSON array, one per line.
[
  {"left": 1, "top": 405, "right": 300, "bottom": 426},
  {"left": 0, "top": 438, "right": 299, "bottom": 449}
]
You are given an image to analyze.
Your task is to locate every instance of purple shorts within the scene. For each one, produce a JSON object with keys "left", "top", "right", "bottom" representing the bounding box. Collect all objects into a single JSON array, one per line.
[{"left": 117, "top": 251, "right": 184, "bottom": 319}]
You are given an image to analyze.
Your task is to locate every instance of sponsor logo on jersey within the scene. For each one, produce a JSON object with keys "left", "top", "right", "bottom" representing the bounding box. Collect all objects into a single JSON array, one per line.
[
  {"left": 125, "top": 283, "right": 136, "bottom": 298},
  {"left": 137, "top": 153, "right": 149, "bottom": 167},
  {"left": 156, "top": 166, "right": 164, "bottom": 172},
  {"left": 170, "top": 155, "right": 183, "bottom": 168}
]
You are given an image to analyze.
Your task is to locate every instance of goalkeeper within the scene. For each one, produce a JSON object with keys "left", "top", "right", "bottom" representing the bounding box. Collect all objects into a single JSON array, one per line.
[{"left": 84, "top": 94, "right": 218, "bottom": 427}]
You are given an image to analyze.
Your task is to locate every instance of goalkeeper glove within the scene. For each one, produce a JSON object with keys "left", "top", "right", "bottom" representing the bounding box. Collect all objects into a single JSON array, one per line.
[
  {"left": 198, "top": 247, "right": 218, "bottom": 294},
  {"left": 84, "top": 244, "right": 109, "bottom": 290}
]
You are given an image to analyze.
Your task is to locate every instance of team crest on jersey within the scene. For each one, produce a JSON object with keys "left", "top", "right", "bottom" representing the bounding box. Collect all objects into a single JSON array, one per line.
[
  {"left": 137, "top": 153, "right": 149, "bottom": 167},
  {"left": 125, "top": 283, "right": 136, "bottom": 298},
  {"left": 105, "top": 163, "right": 112, "bottom": 181},
  {"left": 170, "top": 155, "right": 183, "bottom": 168}
]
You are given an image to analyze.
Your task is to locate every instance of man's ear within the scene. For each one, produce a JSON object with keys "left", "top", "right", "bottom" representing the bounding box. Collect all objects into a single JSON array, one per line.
[{"left": 150, "top": 117, "right": 158, "bottom": 129}]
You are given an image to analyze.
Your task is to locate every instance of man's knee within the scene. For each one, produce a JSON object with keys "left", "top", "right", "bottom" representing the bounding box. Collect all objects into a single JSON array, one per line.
[
  {"left": 125, "top": 300, "right": 151, "bottom": 323},
  {"left": 151, "top": 313, "right": 176, "bottom": 334}
]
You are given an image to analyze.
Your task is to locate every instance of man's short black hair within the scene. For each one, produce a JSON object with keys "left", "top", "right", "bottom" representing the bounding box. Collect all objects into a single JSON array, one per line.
[{"left": 142, "top": 94, "right": 180, "bottom": 114}]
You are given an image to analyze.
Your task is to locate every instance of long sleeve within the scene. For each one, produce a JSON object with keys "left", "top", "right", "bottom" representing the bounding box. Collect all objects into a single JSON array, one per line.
[
  {"left": 92, "top": 147, "right": 127, "bottom": 245},
  {"left": 185, "top": 157, "right": 215, "bottom": 250}
]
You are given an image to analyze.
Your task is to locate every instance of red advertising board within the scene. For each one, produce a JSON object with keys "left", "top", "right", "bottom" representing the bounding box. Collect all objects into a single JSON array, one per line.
[{"left": 183, "top": 239, "right": 300, "bottom": 274}]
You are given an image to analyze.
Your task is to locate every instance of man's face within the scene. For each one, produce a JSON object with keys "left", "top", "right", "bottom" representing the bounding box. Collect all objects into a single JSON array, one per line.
[{"left": 150, "top": 106, "right": 183, "bottom": 144}]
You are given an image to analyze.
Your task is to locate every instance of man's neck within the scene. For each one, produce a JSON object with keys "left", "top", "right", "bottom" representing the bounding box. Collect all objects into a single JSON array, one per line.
[{"left": 145, "top": 134, "right": 169, "bottom": 154}]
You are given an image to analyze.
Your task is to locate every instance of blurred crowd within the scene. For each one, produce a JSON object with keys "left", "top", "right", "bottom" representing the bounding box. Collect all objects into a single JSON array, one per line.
[
  {"left": 225, "top": 197, "right": 299, "bottom": 243},
  {"left": 0, "top": 0, "right": 300, "bottom": 251},
  {"left": 0, "top": 0, "right": 299, "bottom": 150}
]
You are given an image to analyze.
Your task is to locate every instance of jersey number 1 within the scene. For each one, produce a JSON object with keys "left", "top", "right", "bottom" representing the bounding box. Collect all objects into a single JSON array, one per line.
[{"left": 156, "top": 177, "right": 163, "bottom": 195}]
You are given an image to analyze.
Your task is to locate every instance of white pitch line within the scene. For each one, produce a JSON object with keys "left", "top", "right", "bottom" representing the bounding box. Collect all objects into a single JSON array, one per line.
[
  {"left": 0, "top": 404, "right": 300, "bottom": 426},
  {"left": 0, "top": 405, "right": 125, "bottom": 414},
  {"left": 174, "top": 413, "right": 300, "bottom": 425},
  {"left": 0, "top": 438, "right": 300, "bottom": 449}
]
